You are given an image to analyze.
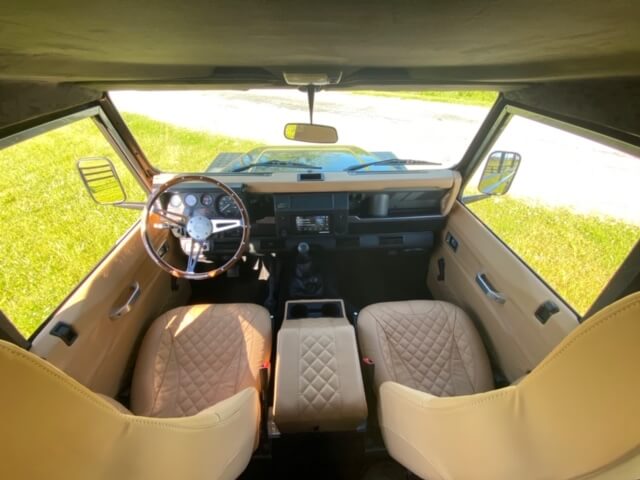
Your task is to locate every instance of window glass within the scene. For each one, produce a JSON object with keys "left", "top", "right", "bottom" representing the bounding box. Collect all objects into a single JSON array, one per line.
[
  {"left": 463, "top": 115, "right": 640, "bottom": 315},
  {"left": 111, "top": 90, "right": 496, "bottom": 173},
  {"left": 0, "top": 117, "right": 145, "bottom": 337}
]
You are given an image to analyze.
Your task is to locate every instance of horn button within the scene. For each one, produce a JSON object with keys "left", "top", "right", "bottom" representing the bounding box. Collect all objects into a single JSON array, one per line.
[{"left": 186, "top": 215, "right": 213, "bottom": 241}]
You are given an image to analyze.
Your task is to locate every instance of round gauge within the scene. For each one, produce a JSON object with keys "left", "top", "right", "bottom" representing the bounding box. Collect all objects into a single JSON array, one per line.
[
  {"left": 184, "top": 193, "right": 198, "bottom": 207},
  {"left": 169, "top": 194, "right": 182, "bottom": 207},
  {"left": 216, "top": 194, "right": 241, "bottom": 218},
  {"left": 200, "top": 193, "right": 214, "bottom": 207}
]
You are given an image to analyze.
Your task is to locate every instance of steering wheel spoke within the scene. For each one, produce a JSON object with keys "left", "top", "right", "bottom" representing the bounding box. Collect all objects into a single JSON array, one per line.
[
  {"left": 186, "top": 239, "right": 205, "bottom": 274},
  {"left": 210, "top": 218, "right": 242, "bottom": 234},
  {"left": 151, "top": 204, "right": 188, "bottom": 228}
]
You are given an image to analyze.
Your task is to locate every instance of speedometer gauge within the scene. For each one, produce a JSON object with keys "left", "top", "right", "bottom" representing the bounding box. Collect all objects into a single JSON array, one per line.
[
  {"left": 184, "top": 194, "right": 198, "bottom": 207},
  {"left": 216, "top": 194, "right": 241, "bottom": 218}
]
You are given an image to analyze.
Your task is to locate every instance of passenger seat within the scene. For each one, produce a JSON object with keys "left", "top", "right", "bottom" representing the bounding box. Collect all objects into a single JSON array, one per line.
[{"left": 357, "top": 300, "right": 493, "bottom": 396}]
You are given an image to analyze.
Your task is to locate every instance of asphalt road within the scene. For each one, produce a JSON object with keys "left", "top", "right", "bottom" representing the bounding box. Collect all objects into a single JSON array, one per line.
[{"left": 112, "top": 90, "right": 639, "bottom": 224}]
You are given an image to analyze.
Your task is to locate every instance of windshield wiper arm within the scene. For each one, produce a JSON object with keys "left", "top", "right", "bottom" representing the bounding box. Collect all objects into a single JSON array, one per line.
[
  {"left": 345, "top": 158, "right": 442, "bottom": 171},
  {"left": 231, "top": 159, "right": 323, "bottom": 173}
]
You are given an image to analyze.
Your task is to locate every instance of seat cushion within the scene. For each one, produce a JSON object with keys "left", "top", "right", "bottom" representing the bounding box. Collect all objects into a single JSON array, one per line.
[
  {"left": 357, "top": 300, "right": 493, "bottom": 396},
  {"left": 131, "top": 303, "right": 271, "bottom": 417}
]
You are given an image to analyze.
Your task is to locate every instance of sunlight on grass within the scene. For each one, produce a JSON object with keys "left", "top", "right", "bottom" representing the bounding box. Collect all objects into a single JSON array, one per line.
[
  {"left": 1, "top": 111, "right": 635, "bottom": 337},
  {"left": 0, "top": 114, "right": 259, "bottom": 337},
  {"left": 122, "top": 113, "right": 261, "bottom": 172},
  {"left": 467, "top": 197, "right": 640, "bottom": 314},
  {"left": 353, "top": 91, "right": 498, "bottom": 107}
]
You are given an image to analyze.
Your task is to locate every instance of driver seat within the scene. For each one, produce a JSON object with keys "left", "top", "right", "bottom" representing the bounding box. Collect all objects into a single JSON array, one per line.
[{"left": 0, "top": 303, "right": 272, "bottom": 480}]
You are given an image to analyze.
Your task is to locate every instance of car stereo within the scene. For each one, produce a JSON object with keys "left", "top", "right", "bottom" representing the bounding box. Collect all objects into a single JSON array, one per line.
[
  {"left": 274, "top": 193, "right": 348, "bottom": 237},
  {"left": 295, "top": 215, "right": 330, "bottom": 234}
]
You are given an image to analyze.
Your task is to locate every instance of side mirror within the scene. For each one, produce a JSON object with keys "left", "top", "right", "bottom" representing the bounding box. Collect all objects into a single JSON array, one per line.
[
  {"left": 77, "top": 157, "right": 127, "bottom": 205},
  {"left": 284, "top": 123, "right": 338, "bottom": 144},
  {"left": 478, "top": 151, "right": 521, "bottom": 196}
]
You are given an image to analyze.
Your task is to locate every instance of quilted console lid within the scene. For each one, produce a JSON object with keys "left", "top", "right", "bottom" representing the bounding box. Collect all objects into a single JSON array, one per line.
[{"left": 273, "top": 317, "right": 367, "bottom": 433}]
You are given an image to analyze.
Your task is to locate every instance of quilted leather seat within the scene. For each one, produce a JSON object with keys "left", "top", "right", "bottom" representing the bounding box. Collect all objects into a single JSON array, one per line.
[
  {"left": 131, "top": 303, "right": 272, "bottom": 417},
  {"left": 357, "top": 300, "right": 493, "bottom": 395},
  {"left": 0, "top": 302, "right": 272, "bottom": 480}
]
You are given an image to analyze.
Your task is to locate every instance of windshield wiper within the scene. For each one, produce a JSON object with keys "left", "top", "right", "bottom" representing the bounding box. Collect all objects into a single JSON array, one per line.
[
  {"left": 345, "top": 158, "right": 442, "bottom": 171},
  {"left": 231, "top": 160, "right": 323, "bottom": 173}
]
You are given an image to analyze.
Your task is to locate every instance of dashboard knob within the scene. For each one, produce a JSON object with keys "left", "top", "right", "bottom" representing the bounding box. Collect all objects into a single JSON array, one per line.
[{"left": 297, "top": 242, "right": 310, "bottom": 255}]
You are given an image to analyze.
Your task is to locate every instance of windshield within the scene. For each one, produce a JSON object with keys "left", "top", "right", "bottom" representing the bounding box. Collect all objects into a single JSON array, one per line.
[{"left": 110, "top": 89, "right": 496, "bottom": 173}]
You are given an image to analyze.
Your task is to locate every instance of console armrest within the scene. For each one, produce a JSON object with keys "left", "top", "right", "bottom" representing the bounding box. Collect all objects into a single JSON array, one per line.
[{"left": 273, "top": 317, "right": 367, "bottom": 433}]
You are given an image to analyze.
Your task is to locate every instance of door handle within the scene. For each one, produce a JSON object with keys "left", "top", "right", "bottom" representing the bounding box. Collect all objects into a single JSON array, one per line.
[
  {"left": 110, "top": 282, "right": 141, "bottom": 319},
  {"left": 475, "top": 273, "right": 506, "bottom": 304}
]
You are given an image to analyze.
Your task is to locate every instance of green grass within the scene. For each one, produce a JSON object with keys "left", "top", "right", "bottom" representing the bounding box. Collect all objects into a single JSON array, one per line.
[
  {"left": 122, "top": 113, "right": 261, "bottom": 172},
  {"left": 467, "top": 196, "right": 640, "bottom": 315},
  {"left": 353, "top": 90, "right": 498, "bottom": 107},
  {"left": 1, "top": 112, "right": 636, "bottom": 336},
  {"left": 0, "top": 114, "right": 259, "bottom": 337}
]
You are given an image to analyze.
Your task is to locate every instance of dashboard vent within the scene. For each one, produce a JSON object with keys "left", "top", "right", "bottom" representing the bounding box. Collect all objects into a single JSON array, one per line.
[{"left": 298, "top": 173, "right": 324, "bottom": 181}]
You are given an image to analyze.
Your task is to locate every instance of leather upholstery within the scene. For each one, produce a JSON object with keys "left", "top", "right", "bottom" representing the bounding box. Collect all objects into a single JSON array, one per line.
[
  {"left": 273, "top": 317, "right": 368, "bottom": 432},
  {"left": 357, "top": 300, "right": 493, "bottom": 395},
  {"left": 378, "top": 292, "right": 640, "bottom": 480},
  {"left": 131, "top": 303, "right": 272, "bottom": 417},
  {"left": 0, "top": 339, "right": 260, "bottom": 480}
]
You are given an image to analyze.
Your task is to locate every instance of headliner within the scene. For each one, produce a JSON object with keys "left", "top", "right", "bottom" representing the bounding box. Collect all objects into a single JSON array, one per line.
[{"left": 1, "top": 0, "right": 640, "bottom": 88}]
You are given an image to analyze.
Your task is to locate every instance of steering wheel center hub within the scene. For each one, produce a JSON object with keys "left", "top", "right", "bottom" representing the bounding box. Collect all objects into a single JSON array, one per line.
[{"left": 186, "top": 215, "right": 213, "bottom": 241}]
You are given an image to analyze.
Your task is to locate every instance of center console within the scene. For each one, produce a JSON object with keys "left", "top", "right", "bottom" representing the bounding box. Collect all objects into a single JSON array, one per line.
[{"left": 272, "top": 299, "right": 367, "bottom": 434}]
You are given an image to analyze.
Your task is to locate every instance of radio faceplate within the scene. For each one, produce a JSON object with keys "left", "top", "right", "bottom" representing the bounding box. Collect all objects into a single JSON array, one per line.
[{"left": 274, "top": 193, "right": 348, "bottom": 237}]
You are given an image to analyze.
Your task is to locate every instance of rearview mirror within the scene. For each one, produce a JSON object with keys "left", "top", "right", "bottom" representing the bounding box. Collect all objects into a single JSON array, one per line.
[
  {"left": 77, "top": 157, "right": 127, "bottom": 205},
  {"left": 284, "top": 123, "right": 338, "bottom": 144},
  {"left": 478, "top": 151, "right": 521, "bottom": 196}
]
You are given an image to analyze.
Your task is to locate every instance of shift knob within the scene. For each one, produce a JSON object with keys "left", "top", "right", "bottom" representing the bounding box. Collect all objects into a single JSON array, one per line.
[{"left": 297, "top": 242, "right": 310, "bottom": 255}]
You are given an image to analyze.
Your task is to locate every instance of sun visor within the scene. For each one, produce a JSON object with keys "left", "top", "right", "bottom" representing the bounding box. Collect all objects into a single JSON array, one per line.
[
  {"left": 504, "top": 79, "right": 640, "bottom": 141},
  {"left": 0, "top": 81, "right": 102, "bottom": 135}
]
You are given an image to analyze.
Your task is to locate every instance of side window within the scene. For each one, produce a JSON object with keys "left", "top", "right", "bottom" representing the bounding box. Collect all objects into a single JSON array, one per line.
[
  {"left": 0, "top": 116, "right": 146, "bottom": 338},
  {"left": 462, "top": 115, "right": 640, "bottom": 315}
]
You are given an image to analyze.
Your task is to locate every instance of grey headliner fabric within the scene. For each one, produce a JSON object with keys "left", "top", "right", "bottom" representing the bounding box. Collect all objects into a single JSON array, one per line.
[
  {"left": 0, "top": 82, "right": 101, "bottom": 132},
  {"left": 1, "top": 0, "right": 639, "bottom": 85}
]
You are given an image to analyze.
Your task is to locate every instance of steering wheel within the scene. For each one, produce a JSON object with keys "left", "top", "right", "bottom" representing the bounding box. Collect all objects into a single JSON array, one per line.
[{"left": 141, "top": 175, "right": 250, "bottom": 280}]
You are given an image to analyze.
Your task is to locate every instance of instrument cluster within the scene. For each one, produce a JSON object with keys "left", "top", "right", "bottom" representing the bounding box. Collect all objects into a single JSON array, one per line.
[{"left": 167, "top": 191, "right": 241, "bottom": 218}]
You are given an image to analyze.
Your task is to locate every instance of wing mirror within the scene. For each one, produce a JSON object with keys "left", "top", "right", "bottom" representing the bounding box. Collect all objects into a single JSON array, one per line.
[
  {"left": 284, "top": 123, "right": 338, "bottom": 144},
  {"left": 478, "top": 151, "right": 522, "bottom": 196},
  {"left": 77, "top": 157, "right": 143, "bottom": 209}
]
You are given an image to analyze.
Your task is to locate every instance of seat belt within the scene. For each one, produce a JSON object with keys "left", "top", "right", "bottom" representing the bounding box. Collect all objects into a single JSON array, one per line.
[
  {"left": 0, "top": 310, "right": 30, "bottom": 349},
  {"left": 259, "top": 361, "right": 270, "bottom": 442}
]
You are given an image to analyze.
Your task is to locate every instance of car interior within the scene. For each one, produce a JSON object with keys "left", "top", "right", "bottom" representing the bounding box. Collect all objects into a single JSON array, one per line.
[{"left": 1, "top": 1, "right": 640, "bottom": 480}]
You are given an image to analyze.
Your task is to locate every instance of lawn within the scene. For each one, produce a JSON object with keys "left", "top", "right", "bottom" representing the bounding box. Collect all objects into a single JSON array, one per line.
[
  {"left": 0, "top": 113, "right": 259, "bottom": 337},
  {"left": 467, "top": 196, "right": 640, "bottom": 314},
  {"left": 354, "top": 90, "right": 498, "bottom": 107},
  {"left": 0, "top": 112, "right": 636, "bottom": 337}
]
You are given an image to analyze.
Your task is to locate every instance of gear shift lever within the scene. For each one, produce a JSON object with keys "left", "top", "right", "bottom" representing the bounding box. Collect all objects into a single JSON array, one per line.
[
  {"left": 290, "top": 242, "right": 323, "bottom": 298},
  {"left": 297, "top": 241, "right": 310, "bottom": 258}
]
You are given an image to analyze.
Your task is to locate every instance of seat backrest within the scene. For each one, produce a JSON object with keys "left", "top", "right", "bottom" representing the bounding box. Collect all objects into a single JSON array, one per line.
[
  {"left": 0, "top": 340, "right": 259, "bottom": 480},
  {"left": 379, "top": 292, "right": 640, "bottom": 480}
]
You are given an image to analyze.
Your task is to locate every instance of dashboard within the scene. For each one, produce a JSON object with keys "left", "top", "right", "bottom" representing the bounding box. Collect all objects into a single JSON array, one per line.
[{"left": 156, "top": 170, "right": 460, "bottom": 257}]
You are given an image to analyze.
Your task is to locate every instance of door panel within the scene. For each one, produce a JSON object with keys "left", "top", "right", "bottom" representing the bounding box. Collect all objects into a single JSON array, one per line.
[
  {"left": 31, "top": 225, "right": 189, "bottom": 395},
  {"left": 428, "top": 203, "right": 579, "bottom": 381}
]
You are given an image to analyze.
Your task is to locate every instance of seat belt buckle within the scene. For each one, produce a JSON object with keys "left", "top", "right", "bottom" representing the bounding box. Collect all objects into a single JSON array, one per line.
[{"left": 362, "top": 357, "right": 375, "bottom": 387}]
